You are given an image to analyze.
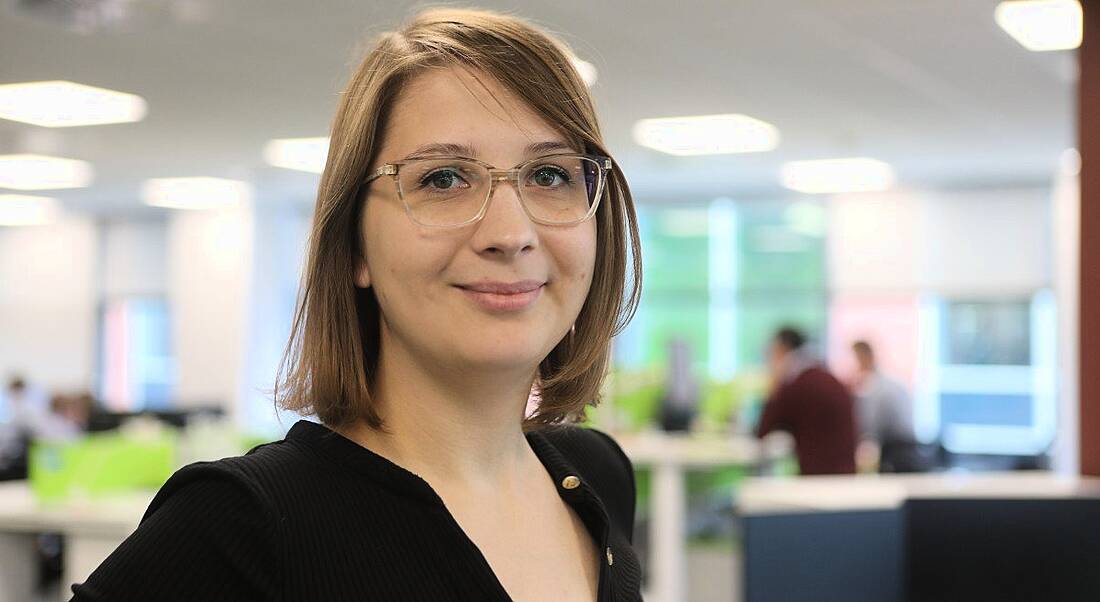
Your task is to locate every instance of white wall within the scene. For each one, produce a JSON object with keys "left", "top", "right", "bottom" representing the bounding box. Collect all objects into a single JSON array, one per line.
[
  {"left": 923, "top": 189, "right": 1051, "bottom": 296},
  {"left": 0, "top": 216, "right": 97, "bottom": 391},
  {"left": 828, "top": 191, "right": 925, "bottom": 294},
  {"left": 828, "top": 187, "right": 1052, "bottom": 295},
  {"left": 167, "top": 205, "right": 254, "bottom": 420},
  {"left": 101, "top": 220, "right": 168, "bottom": 298}
]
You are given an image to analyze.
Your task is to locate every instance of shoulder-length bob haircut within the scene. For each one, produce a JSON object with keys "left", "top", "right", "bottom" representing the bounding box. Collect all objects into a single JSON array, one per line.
[{"left": 275, "top": 7, "right": 641, "bottom": 433}]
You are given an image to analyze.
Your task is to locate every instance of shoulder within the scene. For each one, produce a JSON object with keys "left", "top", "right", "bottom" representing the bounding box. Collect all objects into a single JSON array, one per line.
[
  {"left": 143, "top": 436, "right": 315, "bottom": 524},
  {"left": 74, "top": 445, "right": 290, "bottom": 600},
  {"left": 536, "top": 425, "right": 636, "bottom": 537},
  {"left": 799, "top": 366, "right": 850, "bottom": 393},
  {"left": 537, "top": 424, "right": 633, "bottom": 476}
]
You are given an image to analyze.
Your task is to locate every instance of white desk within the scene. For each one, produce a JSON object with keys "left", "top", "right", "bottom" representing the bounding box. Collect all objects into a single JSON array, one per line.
[
  {"left": 615, "top": 431, "right": 790, "bottom": 602},
  {"left": 0, "top": 482, "right": 153, "bottom": 602},
  {"left": 737, "top": 471, "right": 1100, "bottom": 515}
]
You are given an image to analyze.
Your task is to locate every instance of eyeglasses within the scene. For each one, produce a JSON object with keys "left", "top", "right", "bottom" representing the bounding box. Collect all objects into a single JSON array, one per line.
[{"left": 363, "top": 153, "right": 611, "bottom": 228}]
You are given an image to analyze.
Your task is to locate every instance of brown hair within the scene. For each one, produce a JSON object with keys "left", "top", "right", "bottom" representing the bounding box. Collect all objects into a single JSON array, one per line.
[{"left": 275, "top": 8, "right": 641, "bottom": 433}]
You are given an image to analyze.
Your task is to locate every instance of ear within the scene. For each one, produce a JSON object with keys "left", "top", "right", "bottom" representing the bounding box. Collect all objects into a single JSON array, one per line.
[{"left": 355, "top": 257, "right": 371, "bottom": 289}]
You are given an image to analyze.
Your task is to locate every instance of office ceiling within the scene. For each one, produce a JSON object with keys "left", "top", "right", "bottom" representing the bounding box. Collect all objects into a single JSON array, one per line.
[{"left": 0, "top": 0, "right": 1076, "bottom": 215}]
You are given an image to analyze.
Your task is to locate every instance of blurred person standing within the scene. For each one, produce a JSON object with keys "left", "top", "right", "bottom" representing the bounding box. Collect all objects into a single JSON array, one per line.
[
  {"left": 755, "top": 327, "right": 857, "bottom": 475},
  {"left": 850, "top": 340, "right": 923, "bottom": 473},
  {"left": 0, "top": 375, "right": 47, "bottom": 479}
]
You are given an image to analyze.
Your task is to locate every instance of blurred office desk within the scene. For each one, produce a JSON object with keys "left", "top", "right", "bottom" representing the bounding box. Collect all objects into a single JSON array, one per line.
[
  {"left": 615, "top": 430, "right": 790, "bottom": 602},
  {"left": 738, "top": 470, "right": 1100, "bottom": 513},
  {"left": 737, "top": 472, "right": 1100, "bottom": 602},
  {"left": 0, "top": 481, "right": 153, "bottom": 602}
]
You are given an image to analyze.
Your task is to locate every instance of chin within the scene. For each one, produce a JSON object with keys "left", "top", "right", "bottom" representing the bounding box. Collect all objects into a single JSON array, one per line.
[{"left": 450, "top": 336, "right": 551, "bottom": 370}]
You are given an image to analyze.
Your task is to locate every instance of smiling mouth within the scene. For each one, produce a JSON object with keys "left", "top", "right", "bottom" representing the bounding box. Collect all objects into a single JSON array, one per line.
[{"left": 455, "top": 281, "right": 545, "bottom": 312}]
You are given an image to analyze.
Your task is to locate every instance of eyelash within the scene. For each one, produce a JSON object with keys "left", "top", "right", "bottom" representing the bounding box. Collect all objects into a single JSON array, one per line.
[
  {"left": 417, "top": 168, "right": 468, "bottom": 190},
  {"left": 529, "top": 165, "right": 572, "bottom": 184}
]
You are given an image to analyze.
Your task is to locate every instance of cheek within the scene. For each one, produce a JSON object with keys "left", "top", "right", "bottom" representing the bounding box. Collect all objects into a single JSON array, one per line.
[
  {"left": 550, "top": 224, "right": 597, "bottom": 291},
  {"left": 366, "top": 221, "right": 459, "bottom": 301},
  {"left": 579, "top": 223, "right": 598, "bottom": 283}
]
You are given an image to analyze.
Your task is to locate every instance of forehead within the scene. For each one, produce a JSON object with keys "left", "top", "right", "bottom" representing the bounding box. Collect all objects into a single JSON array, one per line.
[{"left": 379, "top": 66, "right": 571, "bottom": 160}]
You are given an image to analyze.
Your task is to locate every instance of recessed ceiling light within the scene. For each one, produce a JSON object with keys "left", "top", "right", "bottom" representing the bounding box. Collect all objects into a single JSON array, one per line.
[
  {"left": 780, "top": 158, "right": 896, "bottom": 194},
  {"left": 0, "top": 80, "right": 147, "bottom": 127},
  {"left": 263, "top": 137, "right": 329, "bottom": 174},
  {"left": 0, "top": 154, "right": 94, "bottom": 190},
  {"left": 994, "top": 0, "right": 1082, "bottom": 52},
  {"left": 142, "top": 177, "right": 252, "bottom": 210},
  {"left": 0, "top": 194, "right": 58, "bottom": 226},
  {"left": 570, "top": 57, "right": 598, "bottom": 87},
  {"left": 633, "top": 114, "right": 780, "bottom": 156}
]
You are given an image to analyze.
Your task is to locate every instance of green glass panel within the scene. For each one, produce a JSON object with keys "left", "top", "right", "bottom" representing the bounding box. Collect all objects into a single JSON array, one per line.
[{"left": 737, "top": 200, "right": 826, "bottom": 291}]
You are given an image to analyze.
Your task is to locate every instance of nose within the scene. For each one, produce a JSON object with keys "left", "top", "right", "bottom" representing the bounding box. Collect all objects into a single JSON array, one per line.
[{"left": 468, "top": 175, "right": 537, "bottom": 258}]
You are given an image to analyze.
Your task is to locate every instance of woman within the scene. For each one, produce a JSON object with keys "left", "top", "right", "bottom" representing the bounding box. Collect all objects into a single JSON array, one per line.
[{"left": 72, "top": 7, "right": 643, "bottom": 602}]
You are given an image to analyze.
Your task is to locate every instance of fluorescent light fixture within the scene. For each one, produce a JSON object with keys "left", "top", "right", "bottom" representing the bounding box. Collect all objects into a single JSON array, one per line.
[
  {"left": 0, "top": 80, "right": 147, "bottom": 127},
  {"left": 633, "top": 114, "right": 779, "bottom": 156},
  {"left": 263, "top": 137, "right": 329, "bottom": 173},
  {"left": 780, "top": 157, "right": 896, "bottom": 194},
  {"left": 0, "top": 194, "right": 58, "bottom": 226},
  {"left": 0, "top": 154, "right": 94, "bottom": 190},
  {"left": 994, "top": 0, "right": 1082, "bottom": 52},
  {"left": 570, "top": 57, "right": 598, "bottom": 87},
  {"left": 142, "top": 177, "right": 252, "bottom": 210}
]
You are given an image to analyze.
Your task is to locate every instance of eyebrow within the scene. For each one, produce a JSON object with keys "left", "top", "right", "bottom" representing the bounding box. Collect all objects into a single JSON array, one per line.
[{"left": 401, "top": 140, "right": 578, "bottom": 161}]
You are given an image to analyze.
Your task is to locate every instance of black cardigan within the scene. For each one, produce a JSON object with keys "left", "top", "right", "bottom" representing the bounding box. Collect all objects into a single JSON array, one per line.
[{"left": 71, "top": 420, "right": 643, "bottom": 601}]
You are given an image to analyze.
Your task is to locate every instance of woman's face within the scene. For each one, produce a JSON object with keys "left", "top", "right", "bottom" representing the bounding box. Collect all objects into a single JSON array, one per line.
[{"left": 357, "top": 66, "right": 597, "bottom": 376}]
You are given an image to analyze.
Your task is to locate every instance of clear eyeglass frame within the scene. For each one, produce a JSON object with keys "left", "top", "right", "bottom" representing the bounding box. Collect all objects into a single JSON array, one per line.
[{"left": 362, "top": 153, "right": 612, "bottom": 228}]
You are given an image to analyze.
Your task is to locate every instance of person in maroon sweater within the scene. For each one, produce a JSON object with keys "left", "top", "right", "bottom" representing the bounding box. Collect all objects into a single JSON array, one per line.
[{"left": 755, "top": 327, "right": 858, "bottom": 475}]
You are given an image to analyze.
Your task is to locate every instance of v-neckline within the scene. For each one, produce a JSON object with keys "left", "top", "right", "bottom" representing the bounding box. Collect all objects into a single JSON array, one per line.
[
  {"left": 433, "top": 430, "right": 608, "bottom": 601},
  {"left": 291, "top": 420, "right": 611, "bottom": 601}
]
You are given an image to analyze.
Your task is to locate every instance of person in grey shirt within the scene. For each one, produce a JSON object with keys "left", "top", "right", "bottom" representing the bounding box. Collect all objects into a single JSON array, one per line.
[{"left": 850, "top": 341, "right": 924, "bottom": 472}]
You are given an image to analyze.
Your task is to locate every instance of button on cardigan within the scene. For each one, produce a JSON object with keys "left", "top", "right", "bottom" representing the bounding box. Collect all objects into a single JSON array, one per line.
[{"left": 71, "top": 420, "right": 643, "bottom": 601}]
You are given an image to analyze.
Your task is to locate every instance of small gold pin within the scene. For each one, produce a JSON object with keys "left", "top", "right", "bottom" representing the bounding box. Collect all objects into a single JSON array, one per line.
[
  {"left": 561, "top": 475, "right": 581, "bottom": 490},
  {"left": 606, "top": 547, "right": 614, "bottom": 566}
]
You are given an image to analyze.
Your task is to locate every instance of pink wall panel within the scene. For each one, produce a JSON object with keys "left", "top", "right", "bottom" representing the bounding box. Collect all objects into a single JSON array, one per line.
[{"left": 827, "top": 295, "right": 921, "bottom": 390}]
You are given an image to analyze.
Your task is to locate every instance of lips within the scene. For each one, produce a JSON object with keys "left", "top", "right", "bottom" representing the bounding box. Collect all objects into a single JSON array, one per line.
[
  {"left": 458, "top": 280, "right": 545, "bottom": 294},
  {"left": 456, "top": 280, "right": 545, "bottom": 312}
]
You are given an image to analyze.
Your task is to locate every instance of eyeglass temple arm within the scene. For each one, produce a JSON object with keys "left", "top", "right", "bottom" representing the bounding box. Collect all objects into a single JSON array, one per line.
[{"left": 364, "top": 164, "right": 398, "bottom": 184}]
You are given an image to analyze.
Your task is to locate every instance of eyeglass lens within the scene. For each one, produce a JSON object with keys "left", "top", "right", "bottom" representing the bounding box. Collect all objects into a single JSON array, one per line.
[{"left": 395, "top": 156, "right": 601, "bottom": 226}]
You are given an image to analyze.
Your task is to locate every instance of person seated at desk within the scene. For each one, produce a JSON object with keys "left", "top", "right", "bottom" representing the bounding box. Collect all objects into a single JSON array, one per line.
[{"left": 755, "top": 327, "right": 857, "bottom": 475}]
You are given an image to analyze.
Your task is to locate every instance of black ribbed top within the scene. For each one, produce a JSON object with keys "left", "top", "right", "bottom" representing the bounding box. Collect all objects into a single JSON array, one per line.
[{"left": 70, "top": 420, "right": 643, "bottom": 601}]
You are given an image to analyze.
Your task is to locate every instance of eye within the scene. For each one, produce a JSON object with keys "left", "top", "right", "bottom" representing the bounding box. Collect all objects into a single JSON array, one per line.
[
  {"left": 419, "top": 168, "right": 469, "bottom": 191},
  {"left": 528, "top": 165, "right": 571, "bottom": 188}
]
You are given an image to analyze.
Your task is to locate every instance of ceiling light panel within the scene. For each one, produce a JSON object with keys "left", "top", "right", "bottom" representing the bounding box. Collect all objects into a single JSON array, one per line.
[{"left": 0, "top": 80, "right": 147, "bottom": 127}]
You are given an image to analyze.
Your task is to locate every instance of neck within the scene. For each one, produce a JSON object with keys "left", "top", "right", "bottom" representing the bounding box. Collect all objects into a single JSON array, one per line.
[{"left": 338, "top": 330, "right": 540, "bottom": 490}]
